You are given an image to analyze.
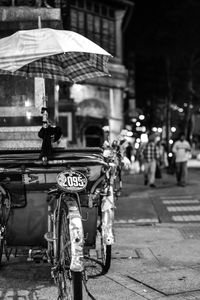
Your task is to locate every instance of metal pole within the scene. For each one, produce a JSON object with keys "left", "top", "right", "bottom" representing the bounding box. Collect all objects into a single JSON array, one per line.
[
  {"left": 37, "top": 16, "right": 48, "bottom": 127},
  {"left": 166, "top": 56, "right": 172, "bottom": 154}
]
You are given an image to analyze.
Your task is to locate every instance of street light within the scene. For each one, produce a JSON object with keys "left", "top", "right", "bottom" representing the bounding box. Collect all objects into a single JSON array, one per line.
[
  {"left": 139, "top": 114, "right": 145, "bottom": 120},
  {"left": 171, "top": 127, "right": 176, "bottom": 133}
]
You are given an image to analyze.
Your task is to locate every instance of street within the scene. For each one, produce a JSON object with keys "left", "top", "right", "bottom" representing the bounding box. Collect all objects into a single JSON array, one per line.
[
  {"left": 1, "top": 164, "right": 200, "bottom": 299},
  {"left": 116, "top": 162, "right": 200, "bottom": 225}
]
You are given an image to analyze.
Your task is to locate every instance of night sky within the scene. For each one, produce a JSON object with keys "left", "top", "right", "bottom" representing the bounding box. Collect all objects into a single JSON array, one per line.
[{"left": 125, "top": 0, "right": 200, "bottom": 109}]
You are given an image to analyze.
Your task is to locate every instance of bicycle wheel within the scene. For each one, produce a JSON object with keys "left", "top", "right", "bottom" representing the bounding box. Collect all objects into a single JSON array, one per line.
[
  {"left": 96, "top": 213, "right": 112, "bottom": 274},
  {"left": 57, "top": 201, "right": 82, "bottom": 300},
  {"left": 114, "top": 168, "right": 122, "bottom": 198},
  {"left": 0, "top": 232, "right": 4, "bottom": 267},
  {"left": 101, "top": 239, "right": 111, "bottom": 273}
]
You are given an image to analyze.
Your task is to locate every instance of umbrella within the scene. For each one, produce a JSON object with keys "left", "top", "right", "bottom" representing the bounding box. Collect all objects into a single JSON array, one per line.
[
  {"left": 0, "top": 28, "right": 111, "bottom": 160},
  {"left": 0, "top": 28, "right": 111, "bottom": 82}
]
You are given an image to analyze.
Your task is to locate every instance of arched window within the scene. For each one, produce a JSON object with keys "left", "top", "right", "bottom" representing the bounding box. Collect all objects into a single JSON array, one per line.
[{"left": 84, "top": 125, "right": 103, "bottom": 147}]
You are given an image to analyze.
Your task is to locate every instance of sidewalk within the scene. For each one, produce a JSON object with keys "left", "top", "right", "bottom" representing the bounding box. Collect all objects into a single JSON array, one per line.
[
  {"left": 93, "top": 165, "right": 200, "bottom": 299},
  {"left": 104, "top": 223, "right": 200, "bottom": 299}
]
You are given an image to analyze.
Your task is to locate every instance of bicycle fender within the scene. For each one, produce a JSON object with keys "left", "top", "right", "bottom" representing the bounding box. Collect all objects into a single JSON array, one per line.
[
  {"left": 101, "top": 186, "right": 115, "bottom": 245},
  {"left": 102, "top": 208, "right": 115, "bottom": 245},
  {"left": 101, "top": 186, "right": 115, "bottom": 212},
  {"left": 66, "top": 201, "right": 84, "bottom": 272}
]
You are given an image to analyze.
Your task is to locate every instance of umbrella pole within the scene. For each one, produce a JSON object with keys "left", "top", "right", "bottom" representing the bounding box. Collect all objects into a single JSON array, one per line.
[
  {"left": 37, "top": 16, "right": 50, "bottom": 162},
  {"left": 38, "top": 97, "right": 54, "bottom": 162},
  {"left": 42, "top": 95, "right": 48, "bottom": 124},
  {"left": 37, "top": 17, "right": 54, "bottom": 162}
]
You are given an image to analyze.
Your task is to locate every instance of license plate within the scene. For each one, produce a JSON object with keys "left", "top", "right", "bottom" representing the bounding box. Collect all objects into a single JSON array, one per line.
[{"left": 57, "top": 170, "right": 87, "bottom": 191}]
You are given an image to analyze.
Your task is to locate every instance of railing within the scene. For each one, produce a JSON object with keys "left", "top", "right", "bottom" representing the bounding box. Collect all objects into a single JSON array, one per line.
[{"left": 0, "top": 0, "right": 60, "bottom": 7}]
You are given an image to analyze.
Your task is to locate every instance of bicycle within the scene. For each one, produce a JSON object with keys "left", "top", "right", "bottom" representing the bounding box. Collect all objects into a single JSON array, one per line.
[{"left": 45, "top": 149, "right": 122, "bottom": 298}]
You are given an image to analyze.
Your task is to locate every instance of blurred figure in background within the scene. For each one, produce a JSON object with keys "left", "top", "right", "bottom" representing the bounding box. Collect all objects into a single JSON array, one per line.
[
  {"left": 126, "top": 142, "right": 133, "bottom": 162},
  {"left": 155, "top": 140, "right": 168, "bottom": 179},
  {"left": 172, "top": 132, "right": 191, "bottom": 187},
  {"left": 140, "top": 134, "right": 160, "bottom": 188}
]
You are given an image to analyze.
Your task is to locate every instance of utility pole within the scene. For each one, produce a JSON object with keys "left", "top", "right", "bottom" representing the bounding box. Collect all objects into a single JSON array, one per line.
[{"left": 166, "top": 56, "right": 172, "bottom": 154}]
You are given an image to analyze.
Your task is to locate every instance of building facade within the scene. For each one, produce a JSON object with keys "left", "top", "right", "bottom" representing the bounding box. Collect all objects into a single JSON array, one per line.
[{"left": 0, "top": 0, "right": 133, "bottom": 149}]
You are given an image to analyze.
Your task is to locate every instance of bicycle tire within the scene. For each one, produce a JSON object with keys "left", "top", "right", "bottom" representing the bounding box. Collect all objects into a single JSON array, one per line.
[
  {"left": 96, "top": 214, "right": 112, "bottom": 274},
  {"left": 57, "top": 200, "right": 83, "bottom": 300},
  {"left": 101, "top": 241, "right": 111, "bottom": 273},
  {"left": 0, "top": 234, "right": 4, "bottom": 267}
]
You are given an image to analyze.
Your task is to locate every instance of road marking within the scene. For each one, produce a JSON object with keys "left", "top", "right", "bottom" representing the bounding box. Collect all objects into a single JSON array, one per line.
[
  {"left": 163, "top": 200, "right": 199, "bottom": 204},
  {"left": 167, "top": 206, "right": 200, "bottom": 212},
  {"left": 160, "top": 195, "right": 200, "bottom": 222},
  {"left": 115, "top": 218, "right": 159, "bottom": 224},
  {"left": 160, "top": 195, "right": 193, "bottom": 199},
  {"left": 172, "top": 215, "right": 200, "bottom": 222}
]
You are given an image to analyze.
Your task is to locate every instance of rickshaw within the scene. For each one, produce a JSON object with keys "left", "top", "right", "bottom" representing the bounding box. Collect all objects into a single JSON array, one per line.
[{"left": 0, "top": 28, "right": 122, "bottom": 299}]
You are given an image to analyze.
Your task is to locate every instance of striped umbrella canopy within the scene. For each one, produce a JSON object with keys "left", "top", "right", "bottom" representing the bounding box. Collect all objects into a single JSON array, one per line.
[{"left": 0, "top": 28, "right": 111, "bottom": 82}]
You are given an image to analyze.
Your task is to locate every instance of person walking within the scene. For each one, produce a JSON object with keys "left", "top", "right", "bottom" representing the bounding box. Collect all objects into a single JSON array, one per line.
[
  {"left": 141, "top": 134, "right": 160, "bottom": 188},
  {"left": 172, "top": 132, "right": 191, "bottom": 187}
]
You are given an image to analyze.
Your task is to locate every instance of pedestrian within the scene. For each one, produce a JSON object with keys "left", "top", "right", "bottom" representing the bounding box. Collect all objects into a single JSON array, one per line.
[
  {"left": 125, "top": 142, "right": 133, "bottom": 162},
  {"left": 140, "top": 133, "right": 160, "bottom": 188},
  {"left": 172, "top": 132, "right": 191, "bottom": 187},
  {"left": 155, "top": 140, "right": 168, "bottom": 178}
]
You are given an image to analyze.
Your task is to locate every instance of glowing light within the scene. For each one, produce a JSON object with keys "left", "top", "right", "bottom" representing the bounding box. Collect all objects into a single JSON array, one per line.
[
  {"left": 142, "top": 126, "right": 146, "bottom": 132},
  {"left": 141, "top": 133, "right": 148, "bottom": 143},
  {"left": 178, "top": 108, "right": 184, "bottom": 113},
  {"left": 171, "top": 127, "right": 176, "bottom": 132},
  {"left": 139, "top": 114, "right": 145, "bottom": 120},
  {"left": 168, "top": 152, "right": 173, "bottom": 157},
  {"left": 131, "top": 118, "right": 137, "bottom": 122},
  {"left": 152, "top": 127, "right": 157, "bottom": 132},
  {"left": 26, "top": 111, "right": 32, "bottom": 120},
  {"left": 102, "top": 126, "right": 109, "bottom": 132},
  {"left": 169, "top": 139, "right": 173, "bottom": 145},
  {"left": 56, "top": 84, "right": 60, "bottom": 92},
  {"left": 136, "top": 121, "right": 141, "bottom": 127},
  {"left": 73, "top": 83, "right": 83, "bottom": 92},
  {"left": 157, "top": 127, "right": 162, "bottom": 133},
  {"left": 136, "top": 138, "right": 141, "bottom": 143},
  {"left": 135, "top": 142, "right": 139, "bottom": 149},
  {"left": 127, "top": 131, "right": 133, "bottom": 137},
  {"left": 25, "top": 99, "right": 31, "bottom": 107}
]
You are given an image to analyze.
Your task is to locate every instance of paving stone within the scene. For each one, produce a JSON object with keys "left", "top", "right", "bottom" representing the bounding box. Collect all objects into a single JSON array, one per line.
[{"left": 128, "top": 268, "right": 200, "bottom": 295}]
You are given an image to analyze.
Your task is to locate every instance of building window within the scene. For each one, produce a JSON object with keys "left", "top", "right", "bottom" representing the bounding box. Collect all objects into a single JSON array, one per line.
[
  {"left": 0, "top": 75, "right": 34, "bottom": 107},
  {"left": 70, "top": 0, "right": 116, "bottom": 56}
]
